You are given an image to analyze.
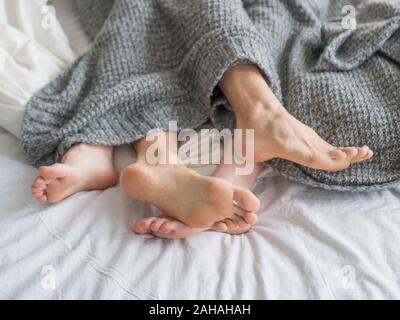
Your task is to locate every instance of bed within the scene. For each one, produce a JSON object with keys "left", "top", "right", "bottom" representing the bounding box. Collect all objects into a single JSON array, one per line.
[{"left": 1, "top": 0, "right": 400, "bottom": 300}]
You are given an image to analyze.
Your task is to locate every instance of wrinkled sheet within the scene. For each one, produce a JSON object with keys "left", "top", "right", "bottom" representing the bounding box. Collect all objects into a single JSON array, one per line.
[
  {"left": 1, "top": 128, "right": 400, "bottom": 299},
  {"left": 0, "top": 0, "right": 76, "bottom": 138}
]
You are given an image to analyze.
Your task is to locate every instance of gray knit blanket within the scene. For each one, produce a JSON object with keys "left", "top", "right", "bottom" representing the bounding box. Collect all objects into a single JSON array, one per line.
[{"left": 21, "top": 0, "right": 400, "bottom": 191}]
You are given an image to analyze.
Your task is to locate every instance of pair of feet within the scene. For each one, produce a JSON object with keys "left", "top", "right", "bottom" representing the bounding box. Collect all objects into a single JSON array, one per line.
[
  {"left": 30, "top": 109, "right": 372, "bottom": 239},
  {"left": 31, "top": 64, "right": 373, "bottom": 239},
  {"left": 31, "top": 142, "right": 262, "bottom": 239}
]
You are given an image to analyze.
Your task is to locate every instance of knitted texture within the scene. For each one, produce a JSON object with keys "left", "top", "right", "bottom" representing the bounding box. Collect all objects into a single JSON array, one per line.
[{"left": 21, "top": 0, "right": 400, "bottom": 191}]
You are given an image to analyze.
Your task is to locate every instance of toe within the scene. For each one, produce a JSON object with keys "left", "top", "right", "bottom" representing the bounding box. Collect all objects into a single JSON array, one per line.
[
  {"left": 338, "top": 147, "right": 358, "bottom": 159},
  {"left": 361, "top": 149, "right": 373, "bottom": 161},
  {"left": 316, "top": 148, "right": 352, "bottom": 171},
  {"left": 150, "top": 218, "right": 168, "bottom": 232},
  {"left": 129, "top": 221, "right": 143, "bottom": 234},
  {"left": 231, "top": 204, "right": 258, "bottom": 224},
  {"left": 31, "top": 177, "right": 48, "bottom": 202},
  {"left": 241, "top": 212, "right": 258, "bottom": 225},
  {"left": 233, "top": 215, "right": 251, "bottom": 231},
  {"left": 159, "top": 220, "right": 175, "bottom": 234},
  {"left": 224, "top": 219, "right": 237, "bottom": 232},
  {"left": 31, "top": 185, "right": 44, "bottom": 192},
  {"left": 32, "top": 176, "right": 47, "bottom": 190},
  {"left": 211, "top": 221, "right": 228, "bottom": 232},
  {"left": 339, "top": 146, "right": 373, "bottom": 164},
  {"left": 353, "top": 146, "right": 373, "bottom": 163},
  {"left": 153, "top": 218, "right": 200, "bottom": 239},
  {"left": 324, "top": 145, "right": 373, "bottom": 170},
  {"left": 129, "top": 217, "right": 156, "bottom": 234},
  {"left": 163, "top": 220, "right": 193, "bottom": 234},
  {"left": 357, "top": 146, "right": 369, "bottom": 158},
  {"left": 363, "top": 146, "right": 374, "bottom": 160},
  {"left": 233, "top": 187, "right": 260, "bottom": 213}
]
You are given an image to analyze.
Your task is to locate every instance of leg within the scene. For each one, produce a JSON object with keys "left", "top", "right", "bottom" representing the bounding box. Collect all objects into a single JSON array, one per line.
[
  {"left": 31, "top": 143, "right": 117, "bottom": 203},
  {"left": 220, "top": 64, "right": 373, "bottom": 171},
  {"left": 120, "top": 131, "right": 260, "bottom": 239}
]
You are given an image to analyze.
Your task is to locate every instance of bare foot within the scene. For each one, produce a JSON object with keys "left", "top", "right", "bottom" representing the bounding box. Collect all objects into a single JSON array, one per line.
[
  {"left": 209, "top": 161, "right": 264, "bottom": 232},
  {"left": 120, "top": 162, "right": 260, "bottom": 229},
  {"left": 239, "top": 107, "right": 373, "bottom": 171},
  {"left": 128, "top": 160, "right": 263, "bottom": 239},
  {"left": 31, "top": 144, "right": 117, "bottom": 203},
  {"left": 220, "top": 64, "right": 373, "bottom": 172}
]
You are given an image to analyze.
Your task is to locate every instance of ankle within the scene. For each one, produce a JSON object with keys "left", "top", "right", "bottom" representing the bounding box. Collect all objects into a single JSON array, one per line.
[
  {"left": 219, "top": 64, "right": 286, "bottom": 123},
  {"left": 234, "top": 100, "right": 287, "bottom": 127}
]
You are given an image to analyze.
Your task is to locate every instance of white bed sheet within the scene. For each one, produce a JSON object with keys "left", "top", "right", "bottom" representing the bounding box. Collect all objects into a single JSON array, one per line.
[
  {"left": 0, "top": 0, "right": 77, "bottom": 138},
  {"left": 1, "top": 128, "right": 400, "bottom": 300}
]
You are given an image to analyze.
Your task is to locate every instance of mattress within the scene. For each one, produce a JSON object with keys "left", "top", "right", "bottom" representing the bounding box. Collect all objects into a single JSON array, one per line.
[{"left": 1, "top": 0, "right": 400, "bottom": 300}]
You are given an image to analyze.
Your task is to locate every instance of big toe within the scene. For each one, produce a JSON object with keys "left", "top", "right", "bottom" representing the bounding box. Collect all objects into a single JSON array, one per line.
[
  {"left": 31, "top": 177, "right": 48, "bottom": 202},
  {"left": 242, "top": 212, "right": 258, "bottom": 225},
  {"left": 32, "top": 188, "right": 47, "bottom": 202},
  {"left": 159, "top": 220, "right": 177, "bottom": 234},
  {"left": 353, "top": 146, "right": 373, "bottom": 163},
  {"left": 211, "top": 221, "right": 228, "bottom": 232},
  {"left": 130, "top": 217, "right": 156, "bottom": 234},
  {"left": 233, "top": 187, "right": 260, "bottom": 213},
  {"left": 338, "top": 146, "right": 373, "bottom": 164},
  {"left": 159, "top": 220, "right": 197, "bottom": 238}
]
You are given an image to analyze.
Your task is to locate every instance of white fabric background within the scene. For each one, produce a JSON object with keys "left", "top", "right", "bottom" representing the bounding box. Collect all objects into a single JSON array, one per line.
[{"left": 1, "top": 127, "right": 400, "bottom": 299}]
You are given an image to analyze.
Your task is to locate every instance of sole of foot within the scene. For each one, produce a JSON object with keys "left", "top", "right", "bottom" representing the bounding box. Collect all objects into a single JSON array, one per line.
[
  {"left": 31, "top": 144, "right": 117, "bottom": 203},
  {"left": 120, "top": 162, "right": 260, "bottom": 229}
]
